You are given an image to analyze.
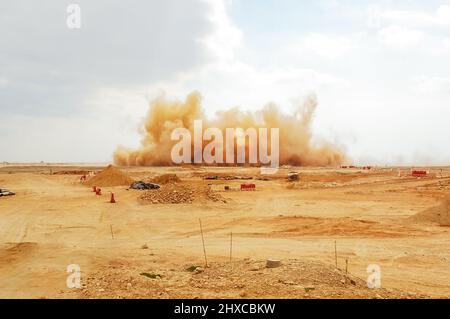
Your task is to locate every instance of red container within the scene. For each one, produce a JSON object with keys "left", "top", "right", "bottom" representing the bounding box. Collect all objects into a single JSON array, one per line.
[
  {"left": 240, "top": 183, "right": 256, "bottom": 191},
  {"left": 412, "top": 170, "right": 427, "bottom": 177}
]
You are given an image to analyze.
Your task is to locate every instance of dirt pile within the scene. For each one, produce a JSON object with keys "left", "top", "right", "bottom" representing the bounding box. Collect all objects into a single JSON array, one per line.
[
  {"left": 85, "top": 165, "right": 134, "bottom": 187},
  {"left": 202, "top": 186, "right": 224, "bottom": 202},
  {"left": 74, "top": 258, "right": 426, "bottom": 299},
  {"left": 408, "top": 196, "right": 450, "bottom": 226},
  {"left": 53, "top": 170, "right": 89, "bottom": 175},
  {"left": 140, "top": 184, "right": 194, "bottom": 204},
  {"left": 140, "top": 183, "right": 224, "bottom": 204},
  {"left": 150, "top": 174, "right": 181, "bottom": 184}
]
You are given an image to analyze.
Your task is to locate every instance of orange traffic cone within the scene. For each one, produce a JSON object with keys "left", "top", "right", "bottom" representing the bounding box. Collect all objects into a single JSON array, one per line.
[{"left": 110, "top": 193, "right": 116, "bottom": 203}]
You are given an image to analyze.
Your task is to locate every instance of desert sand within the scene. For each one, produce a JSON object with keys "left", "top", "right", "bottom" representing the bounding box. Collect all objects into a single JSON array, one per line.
[{"left": 1, "top": 164, "right": 450, "bottom": 298}]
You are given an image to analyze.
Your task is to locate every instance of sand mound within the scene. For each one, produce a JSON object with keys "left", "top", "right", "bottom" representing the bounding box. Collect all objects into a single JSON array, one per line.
[
  {"left": 140, "top": 184, "right": 194, "bottom": 204},
  {"left": 85, "top": 165, "right": 134, "bottom": 187},
  {"left": 408, "top": 197, "right": 450, "bottom": 226},
  {"left": 140, "top": 183, "right": 224, "bottom": 204},
  {"left": 150, "top": 173, "right": 181, "bottom": 184},
  {"left": 76, "top": 258, "right": 424, "bottom": 299}
]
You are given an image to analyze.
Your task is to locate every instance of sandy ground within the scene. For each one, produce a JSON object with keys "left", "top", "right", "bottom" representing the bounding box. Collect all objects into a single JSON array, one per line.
[{"left": 1, "top": 164, "right": 450, "bottom": 298}]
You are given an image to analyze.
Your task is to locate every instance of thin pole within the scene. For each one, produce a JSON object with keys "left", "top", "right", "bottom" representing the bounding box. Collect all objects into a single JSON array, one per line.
[
  {"left": 199, "top": 219, "right": 208, "bottom": 267},
  {"left": 230, "top": 232, "right": 233, "bottom": 262},
  {"left": 110, "top": 224, "right": 114, "bottom": 240},
  {"left": 345, "top": 258, "right": 348, "bottom": 274},
  {"left": 334, "top": 240, "right": 338, "bottom": 268}
]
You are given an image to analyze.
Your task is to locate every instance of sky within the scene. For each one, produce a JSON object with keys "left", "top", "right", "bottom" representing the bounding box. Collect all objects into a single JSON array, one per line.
[{"left": 0, "top": 0, "right": 449, "bottom": 165}]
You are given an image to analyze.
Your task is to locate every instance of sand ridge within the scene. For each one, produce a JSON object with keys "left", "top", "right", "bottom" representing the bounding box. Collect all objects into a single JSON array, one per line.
[{"left": 408, "top": 196, "right": 450, "bottom": 226}]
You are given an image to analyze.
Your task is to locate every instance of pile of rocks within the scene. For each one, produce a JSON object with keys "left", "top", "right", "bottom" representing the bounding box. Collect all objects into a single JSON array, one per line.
[
  {"left": 140, "top": 184, "right": 195, "bottom": 204},
  {"left": 140, "top": 183, "right": 225, "bottom": 204},
  {"left": 74, "top": 258, "right": 427, "bottom": 299},
  {"left": 203, "top": 185, "right": 226, "bottom": 203}
]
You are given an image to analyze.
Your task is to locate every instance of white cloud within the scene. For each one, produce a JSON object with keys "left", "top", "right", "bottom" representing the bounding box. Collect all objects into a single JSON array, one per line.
[
  {"left": 0, "top": 0, "right": 242, "bottom": 161},
  {"left": 367, "top": 4, "right": 382, "bottom": 28},
  {"left": 371, "top": 5, "right": 450, "bottom": 54},
  {"left": 303, "top": 33, "right": 357, "bottom": 58},
  {"left": 378, "top": 25, "right": 423, "bottom": 49},
  {"left": 431, "top": 38, "right": 450, "bottom": 55},
  {"left": 0, "top": 0, "right": 218, "bottom": 116},
  {"left": 0, "top": 76, "right": 8, "bottom": 88},
  {"left": 412, "top": 76, "right": 450, "bottom": 94},
  {"left": 444, "top": 38, "right": 450, "bottom": 51},
  {"left": 380, "top": 5, "right": 450, "bottom": 28},
  {"left": 200, "top": 0, "right": 242, "bottom": 61}
]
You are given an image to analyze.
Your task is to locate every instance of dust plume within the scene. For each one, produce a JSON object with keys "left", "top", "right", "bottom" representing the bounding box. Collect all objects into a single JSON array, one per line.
[{"left": 113, "top": 91, "right": 346, "bottom": 166}]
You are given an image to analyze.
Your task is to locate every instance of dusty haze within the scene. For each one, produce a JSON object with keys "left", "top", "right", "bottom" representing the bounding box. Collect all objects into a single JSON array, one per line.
[{"left": 113, "top": 92, "right": 346, "bottom": 166}]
